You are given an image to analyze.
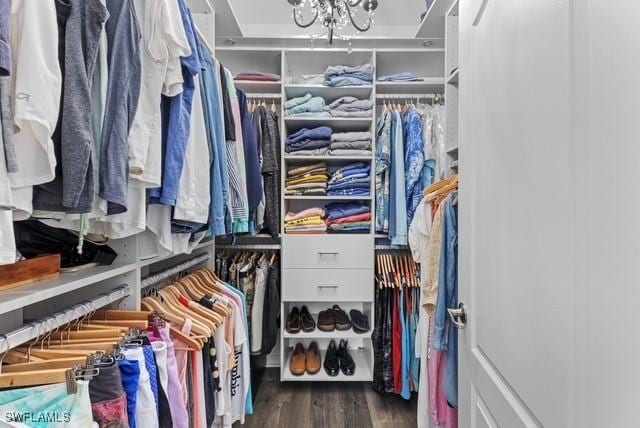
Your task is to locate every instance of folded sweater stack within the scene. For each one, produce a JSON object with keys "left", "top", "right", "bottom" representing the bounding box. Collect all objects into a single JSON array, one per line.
[
  {"left": 284, "top": 93, "right": 329, "bottom": 117},
  {"left": 327, "top": 96, "right": 373, "bottom": 118},
  {"left": 324, "top": 63, "right": 374, "bottom": 87},
  {"left": 329, "top": 131, "right": 372, "bottom": 156},
  {"left": 285, "top": 126, "right": 333, "bottom": 154},
  {"left": 284, "top": 207, "right": 327, "bottom": 234},
  {"left": 234, "top": 71, "right": 281, "bottom": 82},
  {"left": 325, "top": 201, "right": 371, "bottom": 233},
  {"left": 327, "top": 162, "right": 371, "bottom": 196},
  {"left": 285, "top": 162, "right": 330, "bottom": 196}
]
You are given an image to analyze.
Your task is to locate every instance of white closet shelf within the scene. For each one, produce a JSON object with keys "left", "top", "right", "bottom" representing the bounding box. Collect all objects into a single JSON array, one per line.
[
  {"left": 283, "top": 327, "right": 371, "bottom": 340},
  {"left": 375, "top": 78, "right": 445, "bottom": 94},
  {"left": 284, "top": 195, "right": 372, "bottom": 201},
  {"left": 284, "top": 117, "right": 372, "bottom": 131},
  {"left": 284, "top": 84, "right": 372, "bottom": 99},
  {"left": 414, "top": 0, "right": 458, "bottom": 38},
  {"left": 140, "top": 239, "right": 214, "bottom": 267},
  {"left": 0, "top": 262, "right": 137, "bottom": 316},
  {"left": 233, "top": 80, "right": 281, "bottom": 93},
  {"left": 283, "top": 155, "right": 373, "bottom": 161},
  {"left": 447, "top": 69, "right": 459, "bottom": 84},
  {"left": 281, "top": 348, "right": 372, "bottom": 381},
  {"left": 447, "top": 146, "right": 459, "bottom": 155}
]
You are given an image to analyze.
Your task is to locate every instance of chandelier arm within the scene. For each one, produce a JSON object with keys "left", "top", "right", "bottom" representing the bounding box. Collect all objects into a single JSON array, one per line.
[
  {"left": 346, "top": 5, "right": 372, "bottom": 32},
  {"left": 293, "top": 7, "right": 319, "bottom": 28}
]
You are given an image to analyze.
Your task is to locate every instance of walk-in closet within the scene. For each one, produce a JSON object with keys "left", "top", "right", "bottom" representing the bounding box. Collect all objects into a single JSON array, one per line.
[{"left": 0, "top": 0, "right": 637, "bottom": 427}]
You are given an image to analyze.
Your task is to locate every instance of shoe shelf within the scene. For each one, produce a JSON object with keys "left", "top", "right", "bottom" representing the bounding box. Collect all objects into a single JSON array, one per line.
[
  {"left": 283, "top": 327, "right": 371, "bottom": 340},
  {"left": 281, "top": 347, "right": 372, "bottom": 382}
]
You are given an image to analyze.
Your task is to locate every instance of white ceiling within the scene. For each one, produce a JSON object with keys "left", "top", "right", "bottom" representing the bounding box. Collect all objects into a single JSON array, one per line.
[{"left": 212, "top": 0, "right": 426, "bottom": 39}]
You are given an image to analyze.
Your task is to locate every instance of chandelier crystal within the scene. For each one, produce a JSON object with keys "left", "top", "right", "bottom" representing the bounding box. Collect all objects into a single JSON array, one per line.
[{"left": 287, "top": 0, "right": 379, "bottom": 43}]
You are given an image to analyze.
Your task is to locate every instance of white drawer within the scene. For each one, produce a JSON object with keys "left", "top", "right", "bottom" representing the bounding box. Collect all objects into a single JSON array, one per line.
[
  {"left": 282, "top": 235, "right": 373, "bottom": 269},
  {"left": 282, "top": 268, "right": 373, "bottom": 302}
]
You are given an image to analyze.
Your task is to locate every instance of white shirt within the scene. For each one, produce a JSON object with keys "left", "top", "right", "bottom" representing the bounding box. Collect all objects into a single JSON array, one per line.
[
  {"left": 0, "top": 122, "right": 15, "bottom": 265},
  {"left": 9, "top": 0, "right": 61, "bottom": 189},
  {"left": 129, "top": 0, "right": 190, "bottom": 188},
  {"left": 173, "top": 75, "right": 210, "bottom": 224}
]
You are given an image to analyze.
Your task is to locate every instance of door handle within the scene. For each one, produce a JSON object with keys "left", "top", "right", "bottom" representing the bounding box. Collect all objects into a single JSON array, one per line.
[
  {"left": 317, "top": 285, "right": 339, "bottom": 289},
  {"left": 317, "top": 251, "right": 339, "bottom": 256},
  {"left": 448, "top": 303, "right": 467, "bottom": 329}
]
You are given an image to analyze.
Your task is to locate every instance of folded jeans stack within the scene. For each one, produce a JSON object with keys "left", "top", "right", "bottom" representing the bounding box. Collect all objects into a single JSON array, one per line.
[
  {"left": 328, "top": 96, "right": 373, "bottom": 118},
  {"left": 285, "top": 162, "right": 330, "bottom": 196},
  {"left": 324, "top": 63, "right": 374, "bottom": 87},
  {"left": 284, "top": 93, "right": 328, "bottom": 117},
  {"left": 234, "top": 71, "right": 281, "bottom": 82},
  {"left": 325, "top": 201, "right": 371, "bottom": 233},
  {"left": 285, "top": 126, "right": 333, "bottom": 154},
  {"left": 329, "top": 131, "right": 372, "bottom": 156},
  {"left": 327, "top": 162, "right": 371, "bottom": 196},
  {"left": 284, "top": 207, "right": 327, "bottom": 234}
]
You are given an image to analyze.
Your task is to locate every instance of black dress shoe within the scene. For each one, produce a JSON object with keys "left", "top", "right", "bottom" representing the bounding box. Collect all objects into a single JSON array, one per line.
[
  {"left": 300, "top": 305, "right": 316, "bottom": 332},
  {"left": 349, "top": 309, "right": 370, "bottom": 333},
  {"left": 323, "top": 340, "right": 340, "bottom": 376},
  {"left": 286, "top": 307, "right": 301, "bottom": 334},
  {"left": 337, "top": 339, "right": 355, "bottom": 376},
  {"left": 332, "top": 305, "right": 351, "bottom": 331}
]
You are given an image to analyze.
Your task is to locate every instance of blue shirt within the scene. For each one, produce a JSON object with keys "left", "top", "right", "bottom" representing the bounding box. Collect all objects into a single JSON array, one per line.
[
  {"left": 404, "top": 107, "right": 425, "bottom": 226},
  {"left": 198, "top": 44, "right": 229, "bottom": 236},
  {"left": 150, "top": 0, "right": 201, "bottom": 205},
  {"left": 433, "top": 192, "right": 458, "bottom": 407},
  {"left": 389, "top": 111, "right": 408, "bottom": 245}
]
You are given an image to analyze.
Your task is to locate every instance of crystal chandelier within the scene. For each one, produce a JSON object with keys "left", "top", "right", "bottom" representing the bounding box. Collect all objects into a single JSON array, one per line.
[{"left": 287, "top": 0, "right": 379, "bottom": 44}]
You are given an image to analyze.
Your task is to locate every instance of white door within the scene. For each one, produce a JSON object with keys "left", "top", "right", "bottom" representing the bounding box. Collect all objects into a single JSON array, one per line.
[{"left": 458, "top": 0, "right": 640, "bottom": 426}]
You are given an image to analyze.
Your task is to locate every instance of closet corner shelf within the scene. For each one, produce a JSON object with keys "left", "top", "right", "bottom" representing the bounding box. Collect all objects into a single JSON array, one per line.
[
  {"left": 284, "top": 84, "right": 372, "bottom": 99},
  {"left": 414, "top": 0, "right": 458, "bottom": 39},
  {"left": 447, "top": 145, "right": 459, "bottom": 155},
  {"left": 233, "top": 80, "right": 281, "bottom": 93},
  {"left": 284, "top": 117, "right": 373, "bottom": 131},
  {"left": 447, "top": 69, "right": 459, "bottom": 85},
  {"left": 284, "top": 195, "right": 373, "bottom": 201},
  {"left": 140, "top": 239, "right": 214, "bottom": 267},
  {"left": 375, "top": 78, "right": 445, "bottom": 94},
  {"left": 281, "top": 348, "right": 372, "bottom": 382},
  {"left": 0, "top": 262, "right": 137, "bottom": 316}
]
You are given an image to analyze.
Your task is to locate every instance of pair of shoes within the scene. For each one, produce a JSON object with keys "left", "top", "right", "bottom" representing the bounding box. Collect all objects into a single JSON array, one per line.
[
  {"left": 317, "top": 305, "right": 351, "bottom": 332},
  {"left": 323, "top": 339, "right": 356, "bottom": 376},
  {"left": 290, "top": 342, "right": 321, "bottom": 375},
  {"left": 286, "top": 306, "right": 316, "bottom": 334},
  {"left": 349, "top": 309, "right": 370, "bottom": 333}
]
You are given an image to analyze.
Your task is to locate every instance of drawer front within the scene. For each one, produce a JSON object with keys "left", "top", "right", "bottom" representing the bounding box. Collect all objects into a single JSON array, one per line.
[
  {"left": 282, "top": 268, "right": 373, "bottom": 302},
  {"left": 282, "top": 235, "right": 373, "bottom": 269}
]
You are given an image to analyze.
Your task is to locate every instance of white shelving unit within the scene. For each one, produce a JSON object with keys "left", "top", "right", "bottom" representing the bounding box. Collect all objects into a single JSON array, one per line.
[
  {"left": 445, "top": 0, "right": 460, "bottom": 174},
  {"left": 414, "top": 0, "right": 459, "bottom": 39}
]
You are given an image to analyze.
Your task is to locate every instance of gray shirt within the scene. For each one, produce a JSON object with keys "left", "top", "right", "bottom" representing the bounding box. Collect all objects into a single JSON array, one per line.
[
  {"left": 98, "top": 0, "right": 141, "bottom": 215},
  {"left": 34, "top": 0, "right": 109, "bottom": 213},
  {"left": 0, "top": 0, "right": 16, "bottom": 173}
]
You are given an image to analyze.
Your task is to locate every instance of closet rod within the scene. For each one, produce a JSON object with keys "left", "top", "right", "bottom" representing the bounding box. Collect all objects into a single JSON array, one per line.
[
  {"left": 245, "top": 93, "right": 281, "bottom": 99},
  {"left": 216, "top": 244, "right": 281, "bottom": 251},
  {"left": 375, "top": 244, "right": 410, "bottom": 250},
  {"left": 141, "top": 253, "right": 210, "bottom": 289},
  {"left": 0, "top": 285, "right": 130, "bottom": 354}
]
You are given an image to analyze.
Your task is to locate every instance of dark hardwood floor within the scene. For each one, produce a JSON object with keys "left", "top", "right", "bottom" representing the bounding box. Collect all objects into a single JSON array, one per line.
[{"left": 236, "top": 368, "right": 418, "bottom": 428}]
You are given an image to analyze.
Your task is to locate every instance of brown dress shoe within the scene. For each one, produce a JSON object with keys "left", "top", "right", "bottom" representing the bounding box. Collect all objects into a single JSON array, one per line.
[
  {"left": 290, "top": 343, "right": 306, "bottom": 376},
  {"left": 305, "top": 341, "right": 321, "bottom": 374}
]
